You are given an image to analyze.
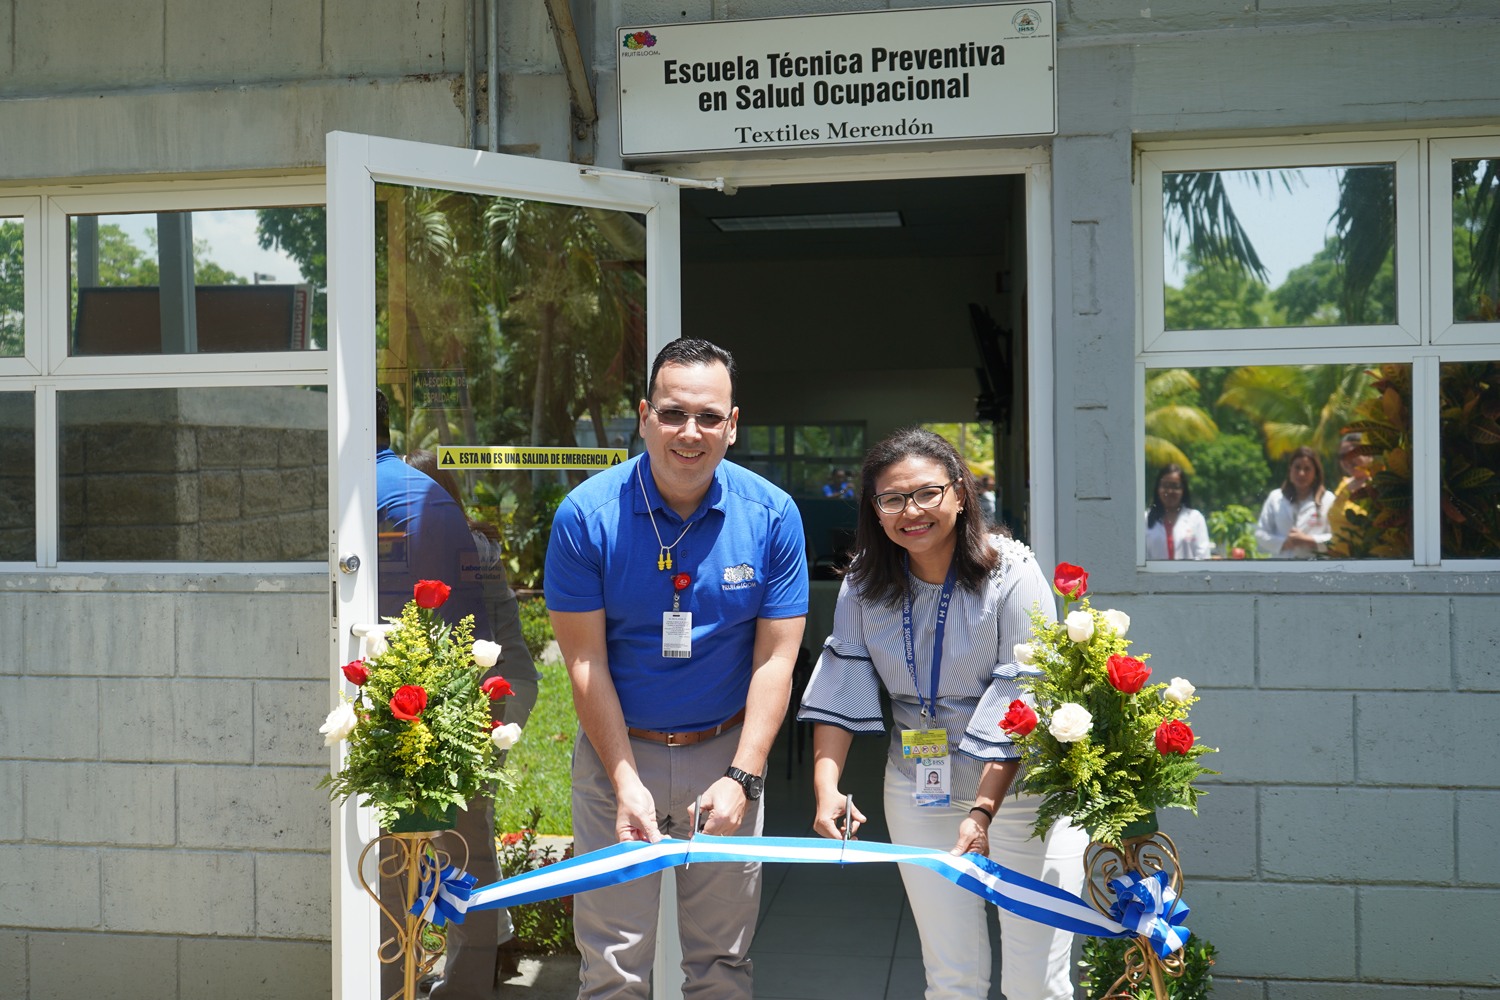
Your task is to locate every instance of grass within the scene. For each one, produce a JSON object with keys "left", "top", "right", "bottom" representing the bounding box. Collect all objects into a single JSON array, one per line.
[{"left": 496, "top": 649, "right": 578, "bottom": 837}]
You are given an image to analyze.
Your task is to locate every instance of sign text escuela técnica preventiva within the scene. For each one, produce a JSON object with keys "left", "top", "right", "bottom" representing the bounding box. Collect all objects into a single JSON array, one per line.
[{"left": 617, "top": 2, "right": 1054, "bottom": 158}]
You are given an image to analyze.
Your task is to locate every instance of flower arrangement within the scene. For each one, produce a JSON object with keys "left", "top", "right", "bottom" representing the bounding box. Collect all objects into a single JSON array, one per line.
[
  {"left": 1003, "top": 563, "right": 1217, "bottom": 847},
  {"left": 319, "top": 580, "right": 522, "bottom": 829}
]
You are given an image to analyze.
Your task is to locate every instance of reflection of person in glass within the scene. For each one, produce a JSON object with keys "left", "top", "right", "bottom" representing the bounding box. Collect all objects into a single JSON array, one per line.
[
  {"left": 799, "top": 428, "right": 1084, "bottom": 1000},
  {"left": 1144, "top": 463, "right": 1211, "bottom": 560},
  {"left": 1255, "top": 446, "right": 1335, "bottom": 559},
  {"left": 823, "top": 467, "right": 856, "bottom": 498},
  {"left": 1328, "top": 432, "right": 1373, "bottom": 547}
]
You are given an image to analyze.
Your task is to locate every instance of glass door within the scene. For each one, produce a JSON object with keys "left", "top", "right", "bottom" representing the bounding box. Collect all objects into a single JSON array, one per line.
[{"left": 326, "top": 132, "right": 681, "bottom": 999}]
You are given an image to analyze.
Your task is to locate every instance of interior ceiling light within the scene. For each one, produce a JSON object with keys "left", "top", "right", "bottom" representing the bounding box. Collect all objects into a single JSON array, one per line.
[{"left": 710, "top": 211, "right": 903, "bottom": 232}]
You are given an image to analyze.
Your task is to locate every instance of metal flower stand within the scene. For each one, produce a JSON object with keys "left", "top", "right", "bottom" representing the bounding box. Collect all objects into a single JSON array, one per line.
[
  {"left": 358, "top": 830, "right": 470, "bottom": 1000},
  {"left": 1083, "top": 829, "right": 1187, "bottom": 1000}
]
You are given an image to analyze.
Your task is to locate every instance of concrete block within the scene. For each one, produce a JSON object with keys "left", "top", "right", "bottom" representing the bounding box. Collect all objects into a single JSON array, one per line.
[
  {"left": 276, "top": 510, "right": 327, "bottom": 561},
  {"left": 22, "top": 592, "right": 175, "bottom": 677},
  {"left": 1089, "top": 595, "right": 1254, "bottom": 689},
  {"left": 100, "top": 679, "right": 253, "bottom": 763},
  {"left": 1185, "top": 881, "right": 1355, "bottom": 980},
  {"left": 1261, "top": 787, "right": 1453, "bottom": 883},
  {"left": 0, "top": 677, "right": 99, "bottom": 759},
  {"left": 279, "top": 429, "right": 324, "bottom": 468},
  {"left": 1268, "top": 985, "right": 1461, "bottom": 1000},
  {"left": 1357, "top": 693, "right": 1500, "bottom": 788},
  {"left": 1157, "top": 784, "right": 1257, "bottom": 880},
  {"left": 0, "top": 762, "right": 19, "bottom": 842},
  {"left": 102, "top": 849, "right": 254, "bottom": 936},
  {"left": 164, "top": 0, "right": 322, "bottom": 84},
  {"left": 1361, "top": 887, "right": 1500, "bottom": 985},
  {"left": 0, "top": 594, "right": 20, "bottom": 673},
  {"left": 177, "top": 765, "right": 329, "bottom": 851},
  {"left": 1459, "top": 791, "right": 1500, "bottom": 886},
  {"left": 23, "top": 762, "right": 175, "bottom": 847},
  {"left": 1258, "top": 596, "right": 1450, "bottom": 691},
  {"left": 322, "top": 0, "right": 467, "bottom": 77},
  {"left": 1214, "top": 981, "right": 1267, "bottom": 1000},
  {"left": 199, "top": 470, "right": 243, "bottom": 520},
  {"left": 0, "top": 933, "right": 22, "bottom": 1000},
  {"left": 180, "top": 938, "right": 332, "bottom": 1000},
  {"left": 1453, "top": 597, "right": 1500, "bottom": 691},
  {"left": 0, "top": 846, "right": 101, "bottom": 929},
  {"left": 255, "top": 682, "right": 328, "bottom": 765},
  {"left": 177, "top": 593, "right": 327, "bottom": 680},
  {"left": 242, "top": 469, "right": 287, "bottom": 517},
  {"left": 27, "top": 932, "right": 176, "bottom": 1000},
  {"left": 1187, "top": 690, "right": 1354, "bottom": 785},
  {"left": 256, "top": 852, "right": 332, "bottom": 940}
]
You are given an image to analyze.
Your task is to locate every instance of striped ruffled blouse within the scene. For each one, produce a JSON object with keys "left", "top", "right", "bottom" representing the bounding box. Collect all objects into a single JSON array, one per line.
[{"left": 796, "top": 536, "right": 1056, "bottom": 801}]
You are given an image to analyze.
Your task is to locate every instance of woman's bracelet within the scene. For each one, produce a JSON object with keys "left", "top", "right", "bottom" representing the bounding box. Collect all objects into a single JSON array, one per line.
[{"left": 969, "top": 805, "right": 993, "bottom": 822}]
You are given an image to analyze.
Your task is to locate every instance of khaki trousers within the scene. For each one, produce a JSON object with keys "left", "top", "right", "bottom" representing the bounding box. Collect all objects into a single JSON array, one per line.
[{"left": 571, "top": 728, "right": 764, "bottom": 1000}]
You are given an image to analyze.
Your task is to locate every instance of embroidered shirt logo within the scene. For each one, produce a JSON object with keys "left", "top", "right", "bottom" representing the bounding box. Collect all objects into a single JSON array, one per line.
[{"left": 721, "top": 563, "right": 758, "bottom": 590}]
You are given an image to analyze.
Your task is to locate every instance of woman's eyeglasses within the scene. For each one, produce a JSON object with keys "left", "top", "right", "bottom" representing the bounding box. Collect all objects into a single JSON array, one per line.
[
  {"left": 646, "top": 400, "right": 729, "bottom": 429},
  {"left": 873, "top": 482, "right": 953, "bottom": 515}
]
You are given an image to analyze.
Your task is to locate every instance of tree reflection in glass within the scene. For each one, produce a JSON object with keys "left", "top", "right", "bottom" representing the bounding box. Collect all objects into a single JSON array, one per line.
[{"left": 1452, "top": 159, "right": 1500, "bottom": 323}]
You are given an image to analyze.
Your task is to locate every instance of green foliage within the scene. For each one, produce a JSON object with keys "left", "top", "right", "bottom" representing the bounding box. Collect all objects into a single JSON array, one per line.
[
  {"left": 1164, "top": 256, "right": 1269, "bottom": 332},
  {"left": 318, "top": 600, "right": 511, "bottom": 829},
  {"left": 1206, "top": 505, "right": 1261, "bottom": 559},
  {"left": 1453, "top": 159, "right": 1500, "bottom": 322},
  {"left": 495, "top": 651, "right": 578, "bottom": 836},
  {"left": 499, "top": 807, "right": 578, "bottom": 954},
  {"left": 0, "top": 220, "right": 20, "bottom": 356},
  {"left": 1180, "top": 435, "right": 1271, "bottom": 515},
  {"left": 256, "top": 206, "right": 327, "bottom": 348},
  {"left": 1144, "top": 370, "right": 1218, "bottom": 474},
  {"left": 1326, "top": 365, "right": 1414, "bottom": 560},
  {"left": 1080, "top": 934, "right": 1218, "bottom": 1000},
  {"left": 1438, "top": 362, "right": 1500, "bottom": 557},
  {"left": 1217, "top": 364, "right": 1379, "bottom": 464},
  {"left": 1271, "top": 236, "right": 1395, "bottom": 327},
  {"left": 517, "top": 597, "right": 556, "bottom": 661},
  {"left": 1012, "top": 599, "right": 1218, "bottom": 847}
]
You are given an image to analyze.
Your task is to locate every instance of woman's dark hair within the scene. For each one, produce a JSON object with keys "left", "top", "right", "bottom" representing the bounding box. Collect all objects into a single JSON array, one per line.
[
  {"left": 404, "top": 449, "right": 499, "bottom": 541},
  {"left": 1146, "top": 463, "right": 1193, "bottom": 528},
  {"left": 1280, "top": 445, "right": 1326, "bottom": 503},
  {"left": 845, "top": 427, "right": 1003, "bottom": 607}
]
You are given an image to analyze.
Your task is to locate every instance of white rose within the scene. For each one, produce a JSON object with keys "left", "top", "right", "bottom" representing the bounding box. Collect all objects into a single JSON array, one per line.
[
  {"left": 473, "top": 640, "right": 503, "bottom": 668},
  {"left": 1065, "top": 610, "right": 1095, "bottom": 644},
  {"left": 1013, "top": 643, "right": 1036, "bottom": 665},
  {"left": 1102, "top": 609, "right": 1131, "bottom": 638},
  {"left": 1163, "top": 677, "right": 1197, "bottom": 704},
  {"left": 1047, "top": 702, "right": 1093, "bottom": 743},
  {"left": 491, "top": 722, "right": 524, "bottom": 752},
  {"left": 319, "top": 702, "right": 358, "bottom": 746},
  {"left": 366, "top": 631, "right": 389, "bottom": 659}
]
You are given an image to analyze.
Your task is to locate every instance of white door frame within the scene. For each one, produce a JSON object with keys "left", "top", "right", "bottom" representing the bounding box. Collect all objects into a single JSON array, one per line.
[{"left": 325, "top": 131, "right": 683, "bottom": 1000}]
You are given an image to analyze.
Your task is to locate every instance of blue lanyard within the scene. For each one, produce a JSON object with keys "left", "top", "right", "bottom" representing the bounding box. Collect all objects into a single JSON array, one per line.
[{"left": 901, "top": 559, "right": 957, "bottom": 727}]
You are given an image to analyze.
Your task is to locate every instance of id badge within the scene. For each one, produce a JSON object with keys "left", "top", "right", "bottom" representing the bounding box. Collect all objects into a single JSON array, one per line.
[
  {"left": 662, "top": 612, "right": 692, "bottom": 659},
  {"left": 901, "top": 728, "right": 951, "bottom": 807}
]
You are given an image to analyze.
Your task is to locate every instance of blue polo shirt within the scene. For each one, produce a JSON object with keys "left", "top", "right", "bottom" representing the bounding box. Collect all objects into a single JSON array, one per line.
[{"left": 544, "top": 453, "right": 809, "bottom": 732}]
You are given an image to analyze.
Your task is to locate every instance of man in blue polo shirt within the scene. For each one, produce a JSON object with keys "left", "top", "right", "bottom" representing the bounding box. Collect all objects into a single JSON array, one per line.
[{"left": 545, "top": 339, "right": 808, "bottom": 1000}]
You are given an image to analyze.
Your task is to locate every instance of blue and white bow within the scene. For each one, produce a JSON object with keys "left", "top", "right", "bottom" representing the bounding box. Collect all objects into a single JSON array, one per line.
[
  {"left": 409, "top": 863, "right": 478, "bottom": 928},
  {"left": 1107, "top": 870, "right": 1191, "bottom": 957}
]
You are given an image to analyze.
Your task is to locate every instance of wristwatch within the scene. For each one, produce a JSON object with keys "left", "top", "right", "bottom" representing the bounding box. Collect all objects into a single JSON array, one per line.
[{"left": 725, "top": 766, "right": 764, "bottom": 800}]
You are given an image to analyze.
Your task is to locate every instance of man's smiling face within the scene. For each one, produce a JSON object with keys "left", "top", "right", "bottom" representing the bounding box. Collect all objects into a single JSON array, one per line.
[{"left": 637, "top": 360, "right": 738, "bottom": 510}]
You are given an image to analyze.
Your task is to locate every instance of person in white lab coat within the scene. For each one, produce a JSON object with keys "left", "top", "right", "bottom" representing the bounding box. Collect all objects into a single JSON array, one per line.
[
  {"left": 1255, "top": 446, "right": 1335, "bottom": 559},
  {"left": 1144, "top": 463, "right": 1212, "bottom": 560}
]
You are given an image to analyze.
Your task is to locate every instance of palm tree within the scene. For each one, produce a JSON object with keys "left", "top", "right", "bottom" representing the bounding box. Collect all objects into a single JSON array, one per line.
[
  {"left": 1145, "top": 368, "right": 1218, "bottom": 473},
  {"left": 1216, "top": 365, "right": 1379, "bottom": 463}
]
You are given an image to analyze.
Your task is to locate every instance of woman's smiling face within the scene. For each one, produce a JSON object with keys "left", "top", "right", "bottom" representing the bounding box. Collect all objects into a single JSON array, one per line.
[{"left": 873, "top": 455, "right": 963, "bottom": 558}]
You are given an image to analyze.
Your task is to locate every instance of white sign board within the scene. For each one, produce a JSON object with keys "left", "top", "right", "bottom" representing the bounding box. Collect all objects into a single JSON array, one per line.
[{"left": 617, "top": 2, "right": 1055, "bottom": 159}]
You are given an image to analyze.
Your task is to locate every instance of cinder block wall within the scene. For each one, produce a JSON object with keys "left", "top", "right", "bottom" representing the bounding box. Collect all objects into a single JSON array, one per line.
[{"left": 0, "top": 577, "right": 332, "bottom": 1000}]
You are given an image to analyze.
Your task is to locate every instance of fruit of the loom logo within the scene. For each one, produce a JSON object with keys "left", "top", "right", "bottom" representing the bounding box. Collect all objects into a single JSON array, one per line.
[{"left": 623, "top": 30, "right": 657, "bottom": 49}]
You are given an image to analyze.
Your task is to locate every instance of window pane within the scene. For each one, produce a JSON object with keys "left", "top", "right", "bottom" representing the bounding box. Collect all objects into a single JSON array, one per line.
[
  {"left": 59, "top": 386, "right": 327, "bottom": 561},
  {"left": 68, "top": 208, "right": 326, "bottom": 355},
  {"left": 1163, "top": 165, "right": 1397, "bottom": 331},
  {"left": 1143, "top": 364, "right": 1411, "bottom": 560},
  {"left": 1, "top": 217, "right": 21, "bottom": 357},
  {"left": 1439, "top": 362, "right": 1500, "bottom": 558},
  {"left": 792, "top": 424, "right": 864, "bottom": 457},
  {"left": 1452, "top": 159, "right": 1500, "bottom": 323},
  {"left": 0, "top": 392, "right": 34, "bottom": 560}
]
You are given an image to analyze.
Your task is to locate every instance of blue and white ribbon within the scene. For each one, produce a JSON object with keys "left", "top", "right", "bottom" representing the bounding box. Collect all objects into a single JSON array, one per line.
[
  {"left": 445, "top": 834, "right": 1179, "bottom": 945},
  {"left": 1106, "top": 870, "right": 1191, "bottom": 958},
  {"left": 409, "top": 863, "right": 478, "bottom": 928}
]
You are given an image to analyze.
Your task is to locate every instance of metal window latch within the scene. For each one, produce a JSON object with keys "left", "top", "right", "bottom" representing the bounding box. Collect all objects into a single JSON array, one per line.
[{"left": 338, "top": 553, "right": 361, "bottom": 574}]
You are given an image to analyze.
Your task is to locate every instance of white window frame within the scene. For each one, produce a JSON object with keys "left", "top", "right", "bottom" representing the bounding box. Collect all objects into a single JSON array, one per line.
[
  {"left": 1136, "top": 129, "right": 1500, "bottom": 574},
  {"left": 0, "top": 196, "right": 43, "bottom": 377},
  {"left": 1429, "top": 135, "right": 1500, "bottom": 345}
]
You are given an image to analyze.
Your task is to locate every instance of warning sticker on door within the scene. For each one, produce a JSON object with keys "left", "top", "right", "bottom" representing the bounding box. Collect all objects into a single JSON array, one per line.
[{"left": 438, "top": 446, "right": 628, "bottom": 470}]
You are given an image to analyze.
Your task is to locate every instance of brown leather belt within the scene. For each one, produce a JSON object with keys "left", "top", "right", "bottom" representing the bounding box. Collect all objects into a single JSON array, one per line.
[{"left": 628, "top": 708, "right": 746, "bottom": 746}]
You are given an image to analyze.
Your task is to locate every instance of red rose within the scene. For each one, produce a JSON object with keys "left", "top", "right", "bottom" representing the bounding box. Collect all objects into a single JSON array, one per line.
[
  {"left": 999, "top": 699, "right": 1038, "bottom": 737},
  {"left": 1231, "top": 547, "right": 1246, "bottom": 560},
  {"left": 1054, "top": 562, "right": 1089, "bottom": 600},
  {"left": 489, "top": 719, "right": 503, "bottom": 730},
  {"left": 481, "top": 675, "right": 513, "bottom": 700},
  {"left": 413, "top": 580, "right": 451, "bottom": 609},
  {"left": 1155, "top": 719, "right": 1194, "bottom": 755},
  {"left": 1106, "top": 654, "right": 1151, "bottom": 694},
  {"left": 389, "top": 685, "right": 428, "bottom": 721},
  {"left": 341, "top": 659, "right": 370, "bottom": 686}
]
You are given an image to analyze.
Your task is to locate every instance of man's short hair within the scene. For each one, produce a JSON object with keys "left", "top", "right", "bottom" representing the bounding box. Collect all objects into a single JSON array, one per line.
[
  {"left": 375, "top": 388, "right": 391, "bottom": 444},
  {"left": 648, "top": 339, "right": 737, "bottom": 407}
]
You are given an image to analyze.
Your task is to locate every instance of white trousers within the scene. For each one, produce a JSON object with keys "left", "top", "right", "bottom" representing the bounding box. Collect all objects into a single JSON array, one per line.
[{"left": 883, "top": 761, "right": 1088, "bottom": 1000}]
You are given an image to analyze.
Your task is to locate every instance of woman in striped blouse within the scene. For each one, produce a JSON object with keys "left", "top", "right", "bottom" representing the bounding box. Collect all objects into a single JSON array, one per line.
[{"left": 798, "top": 427, "right": 1087, "bottom": 1000}]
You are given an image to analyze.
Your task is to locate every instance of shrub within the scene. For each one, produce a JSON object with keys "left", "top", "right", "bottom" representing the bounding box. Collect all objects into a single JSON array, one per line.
[
  {"left": 499, "top": 806, "right": 577, "bottom": 954},
  {"left": 1080, "top": 934, "right": 1218, "bottom": 999}
]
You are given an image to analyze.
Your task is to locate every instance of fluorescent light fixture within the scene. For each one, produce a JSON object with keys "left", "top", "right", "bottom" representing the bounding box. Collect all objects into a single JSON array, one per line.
[{"left": 710, "top": 211, "right": 903, "bottom": 232}]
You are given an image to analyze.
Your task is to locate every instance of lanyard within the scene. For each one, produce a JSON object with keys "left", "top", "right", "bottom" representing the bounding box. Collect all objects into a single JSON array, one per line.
[{"left": 901, "top": 559, "right": 957, "bottom": 726}]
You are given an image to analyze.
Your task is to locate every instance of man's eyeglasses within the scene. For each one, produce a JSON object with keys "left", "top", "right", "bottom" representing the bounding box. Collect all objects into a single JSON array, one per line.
[
  {"left": 646, "top": 400, "right": 730, "bottom": 429},
  {"left": 873, "top": 482, "right": 954, "bottom": 515}
]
